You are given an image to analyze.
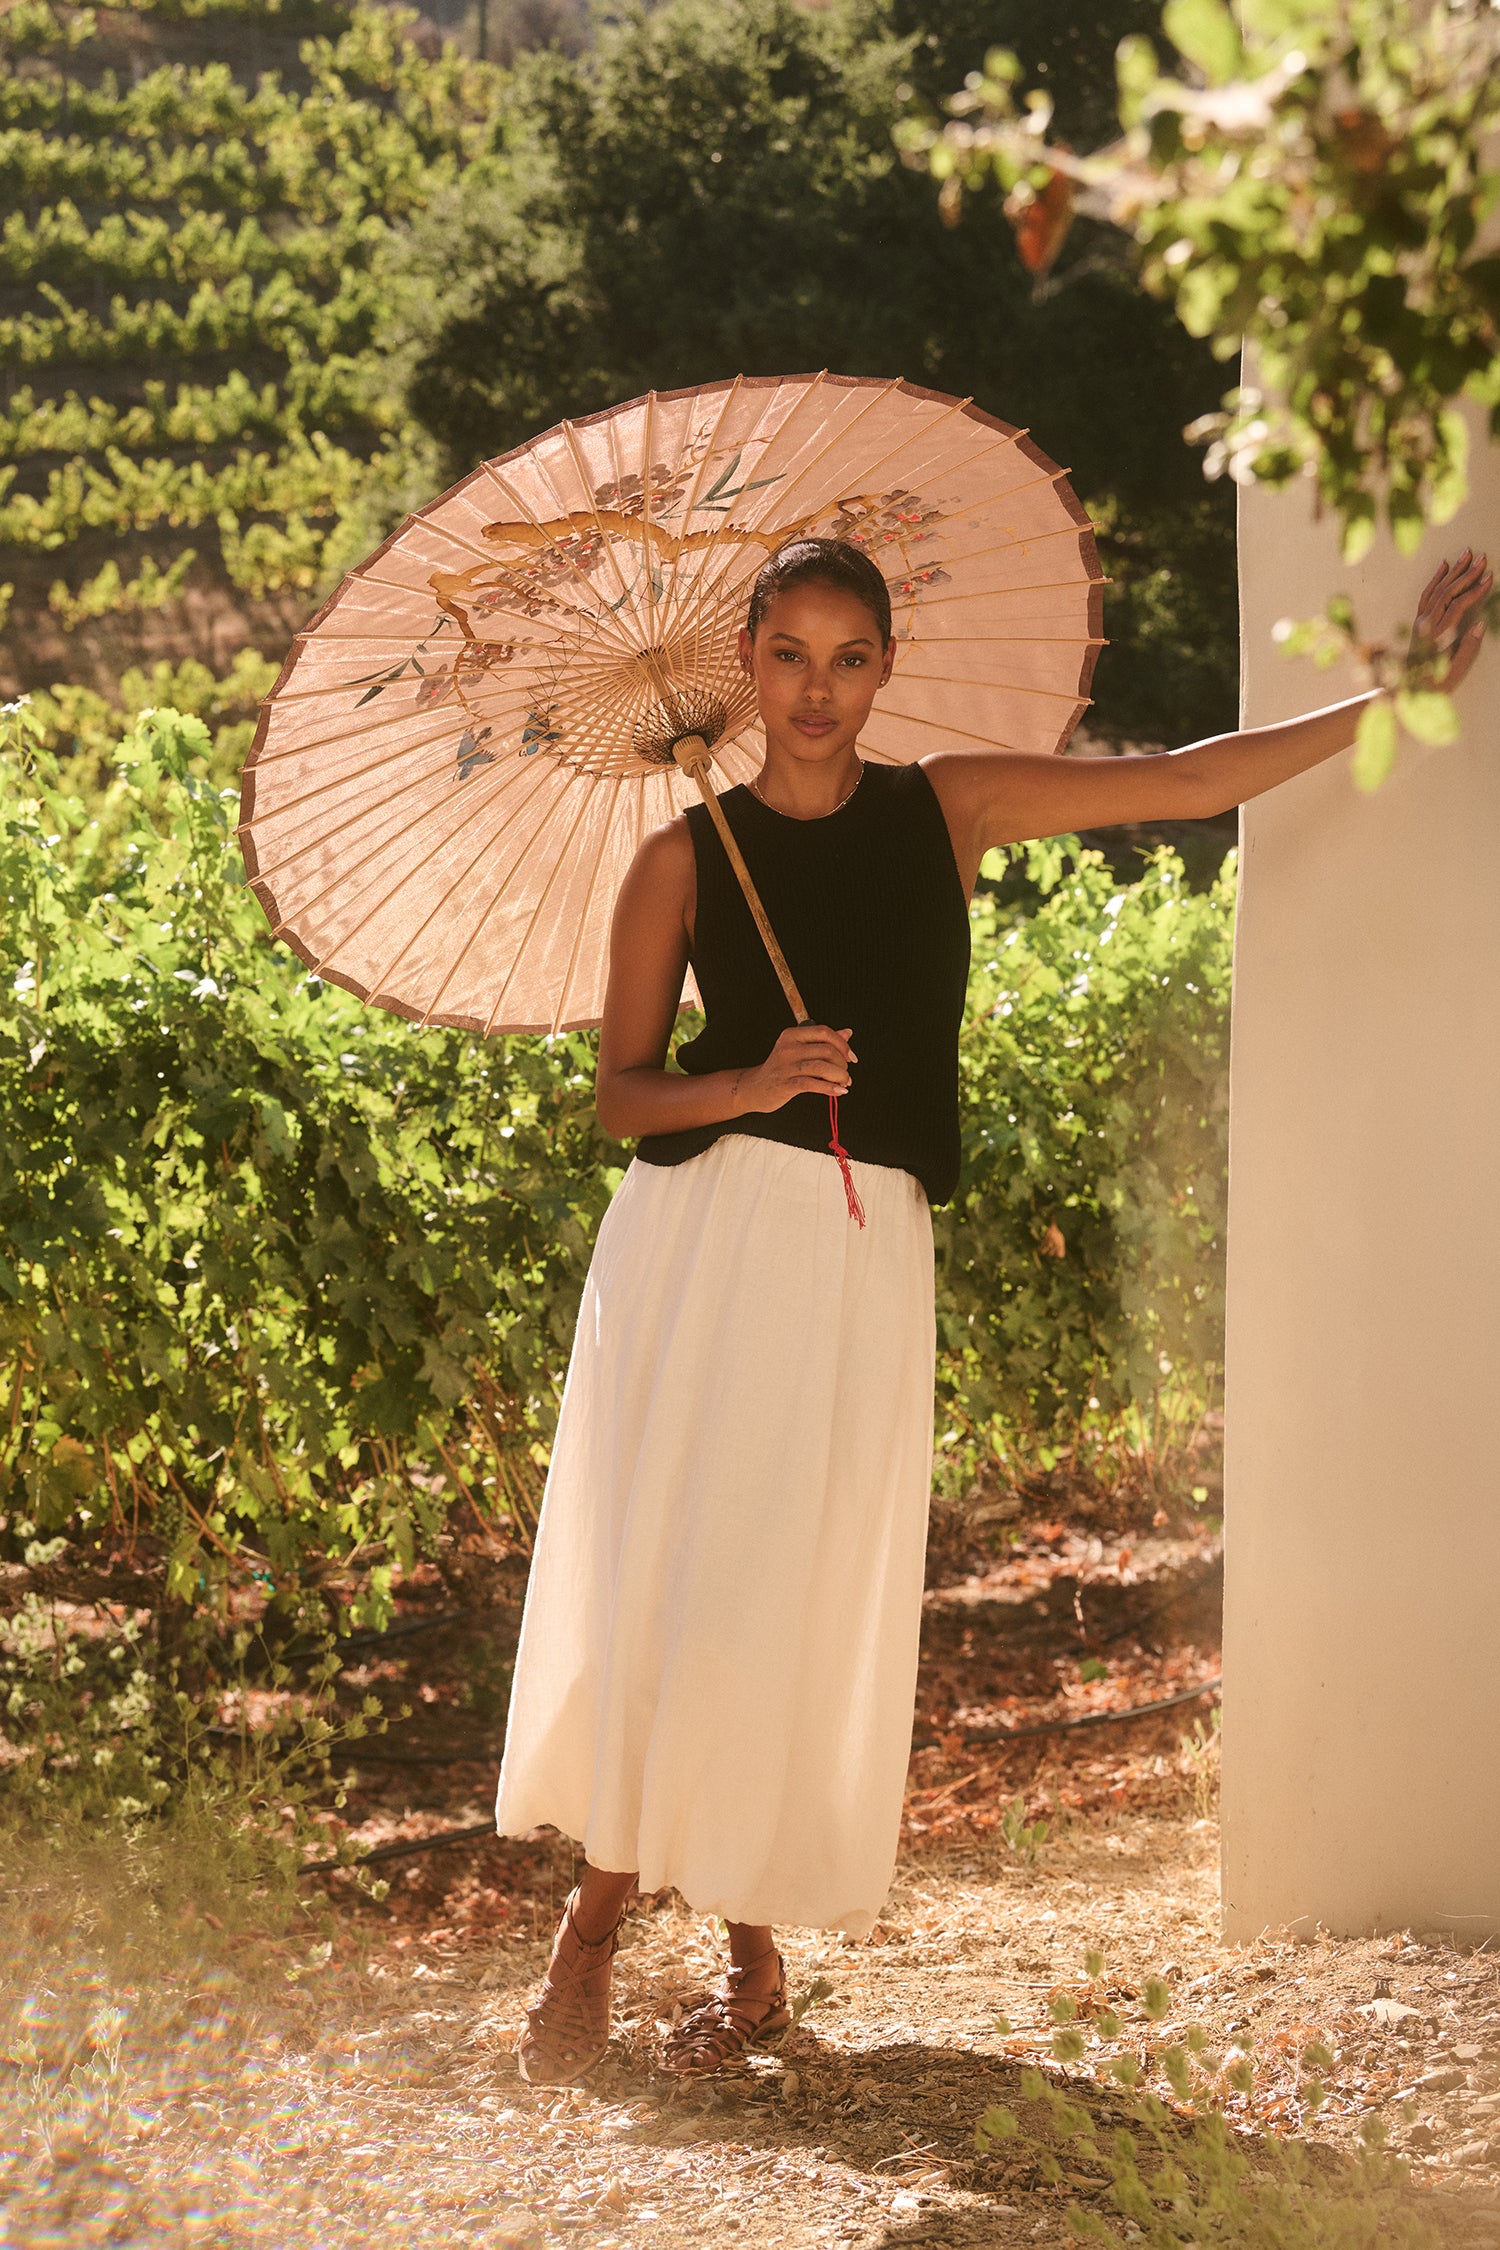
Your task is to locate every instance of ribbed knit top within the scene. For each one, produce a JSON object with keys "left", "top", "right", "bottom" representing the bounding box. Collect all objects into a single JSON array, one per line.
[{"left": 636, "top": 761, "right": 971, "bottom": 1206}]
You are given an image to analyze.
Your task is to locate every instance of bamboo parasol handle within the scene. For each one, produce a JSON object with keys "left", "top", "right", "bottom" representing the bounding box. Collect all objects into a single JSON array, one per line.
[{"left": 672, "top": 735, "right": 810, "bottom": 1026}]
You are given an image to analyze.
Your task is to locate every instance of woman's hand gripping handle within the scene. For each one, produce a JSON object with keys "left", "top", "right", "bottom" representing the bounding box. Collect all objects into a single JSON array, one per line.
[{"left": 734, "top": 1025, "right": 855, "bottom": 1115}]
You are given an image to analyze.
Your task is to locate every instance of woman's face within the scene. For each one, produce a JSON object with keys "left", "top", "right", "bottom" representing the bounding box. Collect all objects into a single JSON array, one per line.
[{"left": 738, "top": 581, "right": 893, "bottom": 769}]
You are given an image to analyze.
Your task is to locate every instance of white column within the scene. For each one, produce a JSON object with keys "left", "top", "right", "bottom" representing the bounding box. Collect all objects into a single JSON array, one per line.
[{"left": 1222, "top": 408, "right": 1500, "bottom": 1942}]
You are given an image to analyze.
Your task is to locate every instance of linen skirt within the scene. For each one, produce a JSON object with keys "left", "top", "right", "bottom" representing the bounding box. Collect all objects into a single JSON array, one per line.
[{"left": 494, "top": 1131, "right": 935, "bottom": 1936}]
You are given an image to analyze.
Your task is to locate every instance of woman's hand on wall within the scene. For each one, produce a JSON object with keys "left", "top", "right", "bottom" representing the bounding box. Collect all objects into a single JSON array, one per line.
[{"left": 1410, "top": 548, "right": 1492, "bottom": 695}]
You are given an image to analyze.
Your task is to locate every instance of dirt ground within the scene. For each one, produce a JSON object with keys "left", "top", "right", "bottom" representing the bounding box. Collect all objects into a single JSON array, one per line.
[{"left": 5, "top": 1519, "right": 1500, "bottom": 2248}]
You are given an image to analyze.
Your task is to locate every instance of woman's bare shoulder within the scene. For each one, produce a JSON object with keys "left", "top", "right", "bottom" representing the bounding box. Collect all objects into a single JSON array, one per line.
[
  {"left": 615, "top": 811, "right": 696, "bottom": 934},
  {"left": 634, "top": 809, "right": 693, "bottom": 862},
  {"left": 629, "top": 811, "right": 694, "bottom": 886}
]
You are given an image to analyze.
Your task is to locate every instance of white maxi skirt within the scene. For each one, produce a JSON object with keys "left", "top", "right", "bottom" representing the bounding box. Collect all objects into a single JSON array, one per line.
[{"left": 494, "top": 1132, "right": 935, "bottom": 1936}]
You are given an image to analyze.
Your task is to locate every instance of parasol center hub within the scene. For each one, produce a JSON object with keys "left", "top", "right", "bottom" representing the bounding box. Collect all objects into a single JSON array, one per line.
[{"left": 671, "top": 733, "right": 714, "bottom": 772}]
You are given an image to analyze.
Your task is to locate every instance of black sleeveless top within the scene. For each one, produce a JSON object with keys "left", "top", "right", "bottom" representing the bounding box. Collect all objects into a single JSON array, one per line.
[{"left": 636, "top": 761, "right": 971, "bottom": 1206}]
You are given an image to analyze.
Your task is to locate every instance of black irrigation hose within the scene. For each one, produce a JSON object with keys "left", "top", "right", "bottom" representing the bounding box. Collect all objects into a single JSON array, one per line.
[
  {"left": 319, "top": 1657, "right": 1222, "bottom": 1774},
  {"left": 912, "top": 1676, "right": 1222, "bottom": 1753},
  {"left": 251, "top": 1605, "right": 475, "bottom": 1679},
  {"left": 302, "top": 1682, "right": 1225, "bottom": 1876},
  {"left": 299, "top": 1586, "right": 1215, "bottom": 1770},
  {"left": 328, "top": 1740, "right": 501, "bottom": 1766},
  {"left": 298, "top": 1819, "right": 499, "bottom": 1877},
  {"left": 336, "top": 1607, "right": 471, "bottom": 1653}
]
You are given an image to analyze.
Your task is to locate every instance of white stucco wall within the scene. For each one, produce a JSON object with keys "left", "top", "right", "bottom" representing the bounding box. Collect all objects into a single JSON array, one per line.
[{"left": 1222, "top": 411, "right": 1500, "bottom": 1941}]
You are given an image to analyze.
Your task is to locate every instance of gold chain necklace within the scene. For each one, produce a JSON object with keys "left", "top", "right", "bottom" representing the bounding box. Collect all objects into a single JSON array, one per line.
[{"left": 749, "top": 760, "right": 865, "bottom": 817}]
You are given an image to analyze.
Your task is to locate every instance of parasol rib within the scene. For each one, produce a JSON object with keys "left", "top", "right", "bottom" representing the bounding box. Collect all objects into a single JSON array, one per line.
[
  {"left": 553, "top": 770, "right": 626, "bottom": 1032},
  {"left": 661, "top": 374, "right": 821, "bottom": 653},
  {"left": 727, "top": 375, "right": 899, "bottom": 545},
  {"left": 356, "top": 761, "right": 576, "bottom": 1018},
  {"left": 301, "top": 753, "right": 564, "bottom": 985},
  {"left": 911, "top": 574, "right": 1108, "bottom": 609},
  {"left": 240, "top": 704, "right": 505, "bottom": 823},
  {"left": 261, "top": 662, "right": 548, "bottom": 717},
  {"left": 556, "top": 419, "right": 646, "bottom": 618},
  {"left": 408, "top": 763, "right": 593, "bottom": 1032},
  {"left": 892, "top": 632, "right": 1106, "bottom": 647},
  {"left": 482, "top": 773, "right": 610, "bottom": 1038},
  {"left": 243, "top": 717, "right": 557, "bottom": 895},
  {"left": 641, "top": 391, "right": 661, "bottom": 643},
  {"left": 471, "top": 463, "right": 643, "bottom": 666}
]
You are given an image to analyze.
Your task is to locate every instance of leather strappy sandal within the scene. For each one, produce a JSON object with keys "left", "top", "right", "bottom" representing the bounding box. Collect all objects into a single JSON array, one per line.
[
  {"left": 516, "top": 1888, "right": 624, "bottom": 2087},
  {"left": 659, "top": 1948, "right": 792, "bottom": 2076}
]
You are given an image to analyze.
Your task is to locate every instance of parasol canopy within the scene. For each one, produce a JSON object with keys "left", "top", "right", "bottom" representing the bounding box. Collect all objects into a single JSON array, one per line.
[{"left": 241, "top": 371, "right": 1105, "bottom": 1035}]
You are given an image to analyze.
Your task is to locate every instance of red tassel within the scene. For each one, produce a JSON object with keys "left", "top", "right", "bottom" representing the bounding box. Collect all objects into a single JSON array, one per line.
[{"left": 827, "top": 1094, "right": 867, "bottom": 1229}]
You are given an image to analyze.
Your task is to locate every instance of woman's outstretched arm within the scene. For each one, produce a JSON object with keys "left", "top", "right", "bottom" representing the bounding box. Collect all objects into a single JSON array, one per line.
[
  {"left": 593, "top": 817, "right": 853, "bottom": 1141},
  {"left": 924, "top": 550, "right": 1491, "bottom": 890}
]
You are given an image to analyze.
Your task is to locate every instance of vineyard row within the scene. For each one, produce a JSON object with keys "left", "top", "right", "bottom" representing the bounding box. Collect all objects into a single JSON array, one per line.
[
  {"left": 0, "top": 126, "right": 461, "bottom": 222},
  {"left": 0, "top": 431, "right": 388, "bottom": 544},
  {"left": 0, "top": 201, "right": 386, "bottom": 291},
  {"left": 1, "top": 270, "right": 383, "bottom": 369},
  {"left": 0, "top": 367, "right": 389, "bottom": 463}
]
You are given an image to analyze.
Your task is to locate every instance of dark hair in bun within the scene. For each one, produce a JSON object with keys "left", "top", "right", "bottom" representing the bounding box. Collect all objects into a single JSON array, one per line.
[{"left": 745, "top": 537, "right": 893, "bottom": 645}]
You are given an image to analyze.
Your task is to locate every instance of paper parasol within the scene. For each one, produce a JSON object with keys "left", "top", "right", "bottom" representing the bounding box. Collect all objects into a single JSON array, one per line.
[{"left": 241, "top": 372, "right": 1104, "bottom": 1034}]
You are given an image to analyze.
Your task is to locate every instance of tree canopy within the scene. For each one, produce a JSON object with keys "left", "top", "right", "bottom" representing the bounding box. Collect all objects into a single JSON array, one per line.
[
  {"left": 902, "top": 0, "right": 1500, "bottom": 776},
  {"left": 1, "top": 0, "right": 1242, "bottom": 756},
  {"left": 379, "top": 0, "right": 1239, "bottom": 749}
]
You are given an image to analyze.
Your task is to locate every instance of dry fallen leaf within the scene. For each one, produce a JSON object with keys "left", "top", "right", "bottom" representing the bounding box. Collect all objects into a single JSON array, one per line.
[
  {"left": 1006, "top": 165, "right": 1075, "bottom": 275},
  {"left": 493, "top": 2207, "right": 545, "bottom": 2248},
  {"left": 1357, "top": 1999, "right": 1421, "bottom": 2026}
]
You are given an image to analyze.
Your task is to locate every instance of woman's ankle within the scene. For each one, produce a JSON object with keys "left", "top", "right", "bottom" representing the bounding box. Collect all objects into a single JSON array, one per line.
[
  {"left": 567, "top": 1870, "right": 636, "bottom": 1946},
  {"left": 726, "top": 1928, "right": 779, "bottom": 1984},
  {"left": 724, "top": 1926, "right": 773, "bottom": 1962}
]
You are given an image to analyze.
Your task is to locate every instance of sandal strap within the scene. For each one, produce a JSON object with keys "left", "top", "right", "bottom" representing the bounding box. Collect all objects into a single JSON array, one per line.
[
  {"left": 664, "top": 1951, "right": 790, "bottom": 2071},
  {"left": 520, "top": 1888, "right": 624, "bottom": 2068}
]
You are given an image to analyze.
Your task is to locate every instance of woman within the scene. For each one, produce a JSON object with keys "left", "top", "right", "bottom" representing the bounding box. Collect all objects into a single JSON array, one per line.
[{"left": 496, "top": 535, "right": 1490, "bottom": 2085}]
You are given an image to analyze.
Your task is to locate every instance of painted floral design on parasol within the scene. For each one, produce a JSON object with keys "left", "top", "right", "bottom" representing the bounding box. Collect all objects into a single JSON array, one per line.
[{"left": 241, "top": 372, "right": 1104, "bottom": 1039}]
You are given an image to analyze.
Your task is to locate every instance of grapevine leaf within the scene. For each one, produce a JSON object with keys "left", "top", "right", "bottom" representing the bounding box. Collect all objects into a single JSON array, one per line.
[
  {"left": 1351, "top": 697, "right": 1397, "bottom": 791},
  {"left": 1394, "top": 689, "right": 1459, "bottom": 745},
  {"left": 1162, "top": 0, "right": 1243, "bottom": 83}
]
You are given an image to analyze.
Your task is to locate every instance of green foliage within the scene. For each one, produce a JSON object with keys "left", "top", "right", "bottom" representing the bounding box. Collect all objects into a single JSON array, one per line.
[
  {"left": 377, "top": 0, "right": 1237, "bottom": 750},
  {"left": 901, "top": 0, "right": 1500, "bottom": 558},
  {"left": 975, "top": 2100, "right": 1018, "bottom": 2151},
  {"left": 936, "top": 835, "right": 1231, "bottom": 1472},
  {"left": 977, "top": 1946, "right": 1436, "bottom": 2247},
  {"left": 2, "top": 0, "right": 1239, "bottom": 754},
  {"left": 1, "top": 702, "right": 1232, "bottom": 1621},
  {"left": 889, "top": 0, "right": 1172, "bottom": 144},
  {"left": 0, "top": 701, "right": 613, "bottom": 1623},
  {"left": 1000, "top": 1794, "right": 1049, "bottom": 1861},
  {"left": 25, "top": 648, "right": 279, "bottom": 813},
  {"left": 1351, "top": 698, "right": 1397, "bottom": 795},
  {"left": 1084, "top": 491, "right": 1237, "bottom": 750},
  {"left": 1179, "top": 1699, "right": 1221, "bottom": 1818},
  {"left": 0, "top": 1589, "right": 379, "bottom": 1861},
  {"left": 1272, "top": 580, "right": 1497, "bottom": 790},
  {"left": 0, "top": 0, "right": 500, "bottom": 703},
  {"left": 789, "top": 1974, "right": 836, "bottom": 2027},
  {"left": 1000, "top": 2063, "right": 1435, "bottom": 2249},
  {"left": 381, "top": 0, "right": 925, "bottom": 458}
]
